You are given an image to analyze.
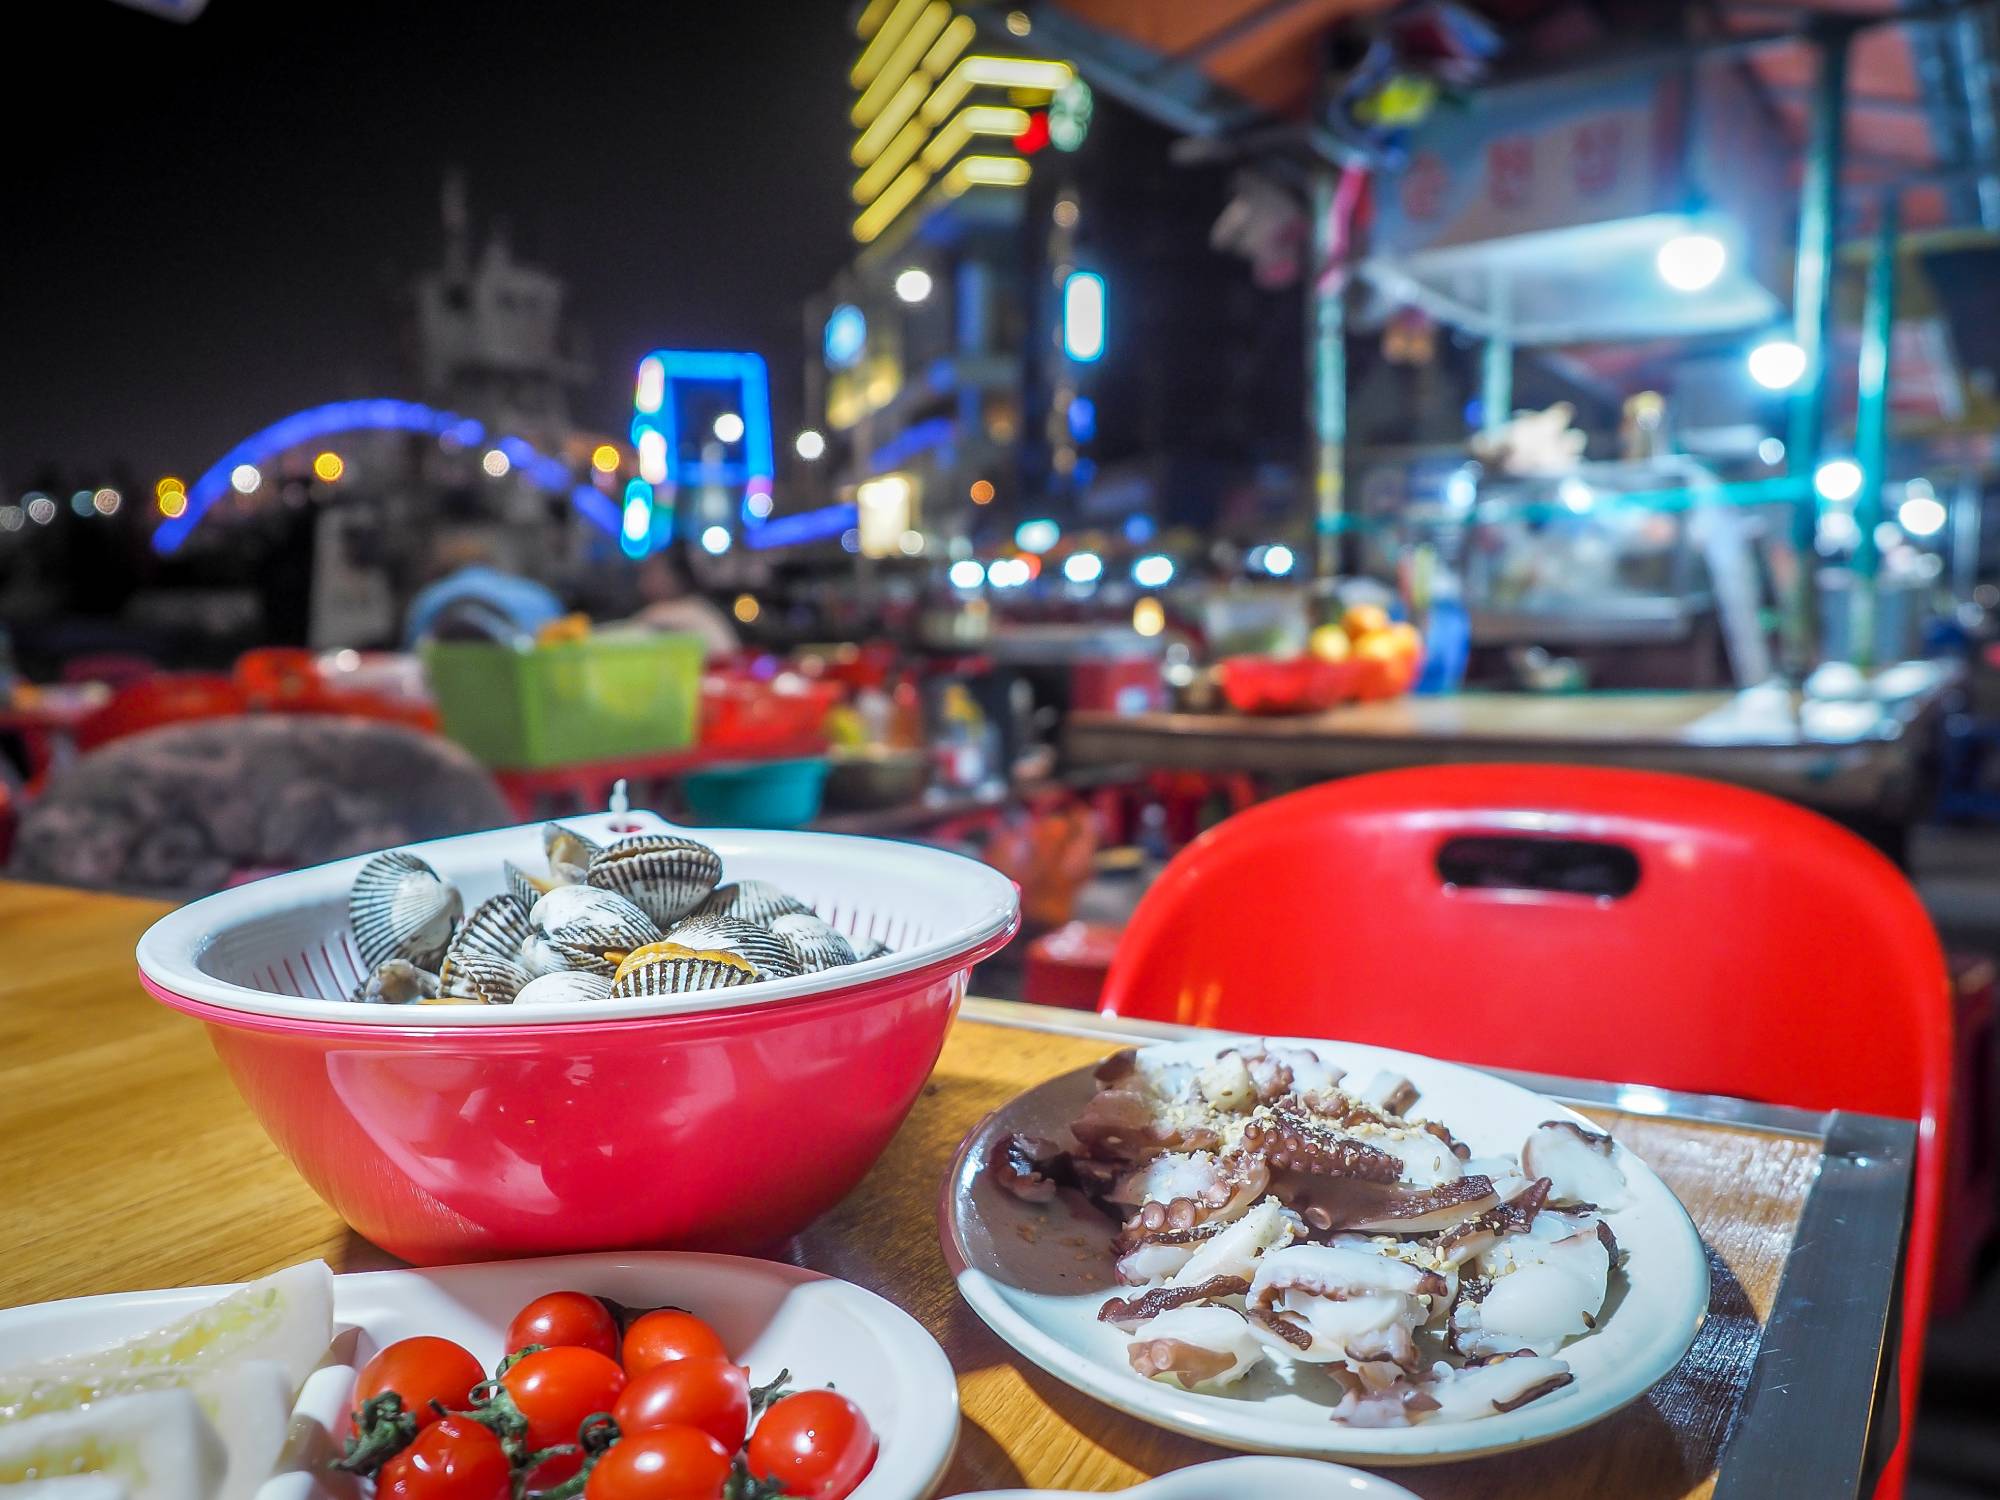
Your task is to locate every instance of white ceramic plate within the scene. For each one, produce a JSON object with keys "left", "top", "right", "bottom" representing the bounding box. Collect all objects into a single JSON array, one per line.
[
  {"left": 940, "top": 1034, "right": 1708, "bottom": 1467},
  {"left": 966, "top": 1455, "right": 1420, "bottom": 1498},
  {"left": 0, "top": 1252, "right": 959, "bottom": 1500}
]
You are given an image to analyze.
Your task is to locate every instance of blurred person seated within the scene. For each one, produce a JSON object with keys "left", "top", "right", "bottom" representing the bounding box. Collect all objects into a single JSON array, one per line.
[
  {"left": 404, "top": 541, "right": 565, "bottom": 646},
  {"left": 626, "top": 555, "right": 740, "bottom": 660},
  {"left": 9, "top": 716, "right": 511, "bottom": 900}
]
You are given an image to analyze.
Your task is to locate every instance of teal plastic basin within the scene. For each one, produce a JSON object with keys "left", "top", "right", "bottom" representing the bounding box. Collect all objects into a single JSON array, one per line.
[{"left": 679, "top": 757, "right": 830, "bottom": 829}]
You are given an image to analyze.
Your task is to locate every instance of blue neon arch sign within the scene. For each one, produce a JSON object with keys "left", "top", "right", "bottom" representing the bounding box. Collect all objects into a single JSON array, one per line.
[{"left": 153, "top": 399, "right": 624, "bottom": 554}]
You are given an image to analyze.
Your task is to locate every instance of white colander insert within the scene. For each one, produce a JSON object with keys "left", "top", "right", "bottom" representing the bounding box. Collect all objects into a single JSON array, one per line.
[{"left": 137, "top": 811, "right": 1020, "bottom": 1025}]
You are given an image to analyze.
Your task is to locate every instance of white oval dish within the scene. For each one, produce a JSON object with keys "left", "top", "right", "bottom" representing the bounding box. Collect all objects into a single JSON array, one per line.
[
  {"left": 0, "top": 1252, "right": 959, "bottom": 1500},
  {"left": 940, "top": 1034, "right": 1708, "bottom": 1467},
  {"left": 964, "top": 1454, "right": 1419, "bottom": 1499}
]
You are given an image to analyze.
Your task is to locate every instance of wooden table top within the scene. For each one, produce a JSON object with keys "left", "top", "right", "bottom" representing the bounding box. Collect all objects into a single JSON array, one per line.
[
  {"left": 0, "top": 880, "right": 1883, "bottom": 1498},
  {"left": 1065, "top": 684, "right": 1952, "bottom": 824}
]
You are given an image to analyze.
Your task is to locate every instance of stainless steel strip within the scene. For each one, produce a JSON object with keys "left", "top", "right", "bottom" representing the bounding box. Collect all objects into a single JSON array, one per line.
[{"left": 1711, "top": 1109, "right": 1917, "bottom": 1499}]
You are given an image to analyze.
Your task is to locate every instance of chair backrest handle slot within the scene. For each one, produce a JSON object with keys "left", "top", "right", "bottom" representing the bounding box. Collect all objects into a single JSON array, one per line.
[{"left": 1435, "top": 834, "right": 1641, "bottom": 899}]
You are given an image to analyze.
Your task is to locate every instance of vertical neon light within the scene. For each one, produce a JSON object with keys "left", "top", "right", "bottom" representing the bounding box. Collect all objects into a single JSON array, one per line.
[
  {"left": 635, "top": 356, "right": 666, "bottom": 414},
  {"left": 1062, "top": 271, "right": 1105, "bottom": 363}
]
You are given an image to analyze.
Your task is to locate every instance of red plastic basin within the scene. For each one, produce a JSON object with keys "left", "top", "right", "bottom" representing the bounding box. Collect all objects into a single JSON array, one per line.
[{"left": 143, "top": 962, "right": 978, "bottom": 1265}]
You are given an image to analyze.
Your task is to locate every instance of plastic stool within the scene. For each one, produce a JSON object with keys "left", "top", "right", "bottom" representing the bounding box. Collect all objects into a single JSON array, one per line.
[{"left": 1025, "top": 921, "right": 1122, "bottom": 1011}]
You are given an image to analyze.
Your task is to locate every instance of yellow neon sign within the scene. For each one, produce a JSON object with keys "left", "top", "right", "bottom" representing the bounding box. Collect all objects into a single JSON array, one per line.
[
  {"left": 921, "top": 55, "right": 1072, "bottom": 126},
  {"left": 940, "top": 154, "right": 1033, "bottom": 197},
  {"left": 853, "top": 157, "right": 935, "bottom": 243},
  {"left": 851, "top": 0, "right": 927, "bottom": 88},
  {"left": 853, "top": 115, "right": 931, "bottom": 204},
  {"left": 852, "top": 0, "right": 950, "bottom": 127},
  {"left": 852, "top": 74, "right": 929, "bottom": 166},
  {"left": 919, "top": 105, "right": 1030, "bottom": 172},
  {"left": 920, "top": 13, "right": 975, "bottom": 78},
  {"left": 855, "top": 0, "right": 898, "bottom": 43}
]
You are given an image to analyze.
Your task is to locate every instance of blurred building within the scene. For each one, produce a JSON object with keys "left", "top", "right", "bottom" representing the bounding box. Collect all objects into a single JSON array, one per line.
[
  {"left": 797, "top": 1, "right": 1306, "bottom": 563},
  {"left": 412, "top": 172, "right": 593, "bottom": 457}
]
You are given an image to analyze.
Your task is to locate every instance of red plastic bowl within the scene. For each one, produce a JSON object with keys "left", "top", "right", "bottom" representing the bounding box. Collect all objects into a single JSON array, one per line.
[
  {"left": 1216, "top": 655, "right": 1356, "bottom": 715},
  {"left": 137, "top": 813, "right": 1018, "bottom": 1264}
]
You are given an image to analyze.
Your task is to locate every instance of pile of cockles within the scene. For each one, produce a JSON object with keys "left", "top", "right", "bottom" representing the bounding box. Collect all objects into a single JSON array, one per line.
[
  {"left": 346, "top": 823, "right": 888, "bottom": 1005},
  {"left": 992, "top": 1041, "right": 1629, "bottom": 1425}
]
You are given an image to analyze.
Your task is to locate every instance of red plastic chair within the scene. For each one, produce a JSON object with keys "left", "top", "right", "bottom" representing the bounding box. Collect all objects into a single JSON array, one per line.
[{"left": 1098, "top": 765, "right": 1950, "bottom": 1500}]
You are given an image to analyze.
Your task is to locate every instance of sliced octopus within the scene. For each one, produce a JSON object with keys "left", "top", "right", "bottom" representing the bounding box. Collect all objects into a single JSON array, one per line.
[{"left": 1028, "top": 1036, "right": 1628, "bottom": 1426}]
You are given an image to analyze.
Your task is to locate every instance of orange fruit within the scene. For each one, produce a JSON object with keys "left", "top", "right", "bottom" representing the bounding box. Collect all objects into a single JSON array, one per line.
[
  {"left": 1308, "top": 624, "right": 1352, "bottom": 663},
  {"left": 1342, "top": 603, "right": 1391, "bottom": 640}
]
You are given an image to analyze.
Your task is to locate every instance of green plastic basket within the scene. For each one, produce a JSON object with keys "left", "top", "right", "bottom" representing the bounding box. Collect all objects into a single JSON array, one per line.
[{"left": 422, "top": 632, "right": 704, "bottom": 770}]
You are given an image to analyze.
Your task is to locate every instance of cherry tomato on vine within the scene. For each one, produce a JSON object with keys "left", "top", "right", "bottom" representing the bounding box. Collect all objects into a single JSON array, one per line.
[
  {"left": 498, "top": 1345, "right": 627, "bottom": 1487},
  {"left": 583, "top": 1424, "right": 733, "bottom": 1500},
  {"left": 350, "top": 1337, "right": 485, "bottom": 1436},
  {"left": 745, "top": 1389, "right": 877, "bottom": 1500},
  {"left": 612, "top": 1356, "right": 750, "bottom": 1451},
  {"left": 620, "top": 1309, "right": 728, "bottom": 1378},
  {"left": 506, "top": 1290, "right": 620, "bottom": 1360},
  {"left": 376, "top": 1413, "right": 511, "bottom": 1500}
]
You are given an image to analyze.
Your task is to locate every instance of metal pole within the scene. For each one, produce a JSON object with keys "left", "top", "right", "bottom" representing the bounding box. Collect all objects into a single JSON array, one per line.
[
  {"left": 1782, "top": 27, "right": 1850, "bottom": 676},
  {"left": 1952, "top": 474, "right": 1982, "bottom": 602},
  {"left": 1308, "top": 169, "right": 1347, "bottom": 579},
  {"left": 1482, "top": 271, "right": 1513, "bottom": 437},
  {"left": 1851, "top": 192, "right": 1899, "bottom": 668}
]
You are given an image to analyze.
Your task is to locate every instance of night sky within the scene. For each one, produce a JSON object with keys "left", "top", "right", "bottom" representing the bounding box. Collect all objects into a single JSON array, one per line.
[{"left": 2, "top": 0, "right": 858, "bottom": 486}]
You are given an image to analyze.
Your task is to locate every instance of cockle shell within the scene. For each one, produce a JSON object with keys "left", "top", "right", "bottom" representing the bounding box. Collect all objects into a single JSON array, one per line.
[
  {"left": 851, "top": 936, "right": 892, "bottom": 962},
  {"left": 438, "top": 951, "right": 530, "bottom": 1005},
  {"left": 505, "top": 860, "right": 555, "bottom": 912},
  {"left": 586, "top": 835, "right": 722, "bottom": 929},
  {"left": 692, "top": 879, "right": 809, "bottom": 926},
  {"left": 609, "top": 954, "right": 759, "bottom": 999},
  {"left": 519, "top": 933, "right": 571, "bottom": 977},
  {"left": 768, "top": 911, "right": 857, "bottom": 973},
  {"left": 665, "top": 915, "right": 802, "bottom": 979},
  {"left": 451, "top": 893, "right": 533, "bottom": 964},
  {"left": 350, "top": 851, "right": 463, "bottom": 972},
  {"left": 352, "top": 959, "right": 441, "bottom": 1004},
  {"left": 542, "top": 822, "right": 602, "bottom": 885},
  {"left": 515, "top": 970, "right": 615, "bottom": 1005},
  {"left": 529, "top": 885, "right": 663, "bottom": 975}
]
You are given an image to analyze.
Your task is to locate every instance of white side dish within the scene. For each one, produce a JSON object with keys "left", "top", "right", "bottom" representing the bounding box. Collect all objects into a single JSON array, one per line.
[{"left": 0, "top": 1253, "right": 958, "bottom": 1500}]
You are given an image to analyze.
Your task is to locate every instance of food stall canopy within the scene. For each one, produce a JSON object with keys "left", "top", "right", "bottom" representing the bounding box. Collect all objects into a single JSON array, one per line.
[
  {"left": 1364, "top": 59, "right": 1790, "bottom": 341},
  {"left": 1032, "top": 0, "right": 2000, "bottom": 270},
  {"left": 1034, "top": 0, "right": 1400, "bottom": 133}
]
